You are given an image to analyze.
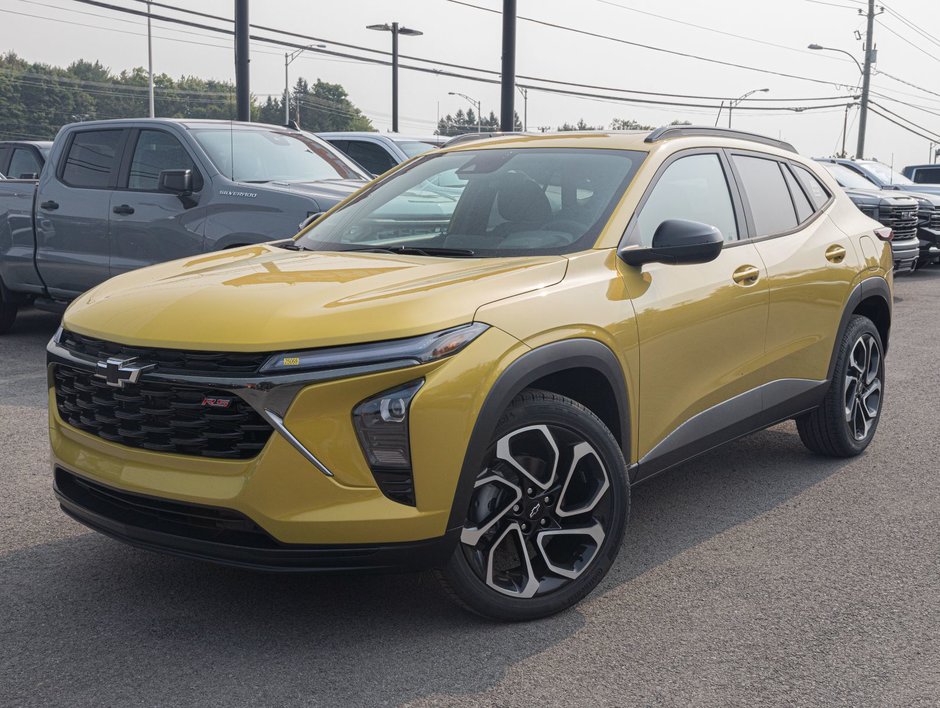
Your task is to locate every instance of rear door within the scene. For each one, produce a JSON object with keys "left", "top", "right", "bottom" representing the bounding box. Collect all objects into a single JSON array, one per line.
[
  {"left": 109, "top": 128, "right": 207, "bottom": 277},
  {"left": 730, "top": 152, "right": 861, "bottom": 388},
  {"left": 622, "top": 150, "right": 769, "bottom": 468},
  {"left": 35, "top": 128, "right": 127, "bottom": 297}
]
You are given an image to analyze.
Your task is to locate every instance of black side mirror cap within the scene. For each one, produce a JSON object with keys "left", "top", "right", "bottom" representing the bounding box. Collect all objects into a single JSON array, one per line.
[
  {"left": 158, "top": 169, "right": 194, "bottom": 196},
  {"left": 618, "top": 219, "right": 725, "bottom": 266}
]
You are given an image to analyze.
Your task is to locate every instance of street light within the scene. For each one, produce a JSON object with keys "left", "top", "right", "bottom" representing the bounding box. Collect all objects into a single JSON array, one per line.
[
  {"left": 368, "top": 22, "right": 423, "bottom": 133},
  {"left": 809, "top": 43, "right": 870, "bottom": 157},
  {"left": 728, "top": 88, "right": 769, "bottom": 128},
  {"left": 285, "top": 43, "right": 326, "bottom": 125},
  {"left": 449, "top": 91, "right": 482, "bottom": 133}
]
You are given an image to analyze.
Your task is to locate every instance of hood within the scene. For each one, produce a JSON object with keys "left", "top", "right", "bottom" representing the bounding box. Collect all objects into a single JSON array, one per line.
[
  {"left": 881, "top": 182, "right": 940, "bottom": 197},
  {"left": 269, "top": 178, "right": 367, "bottom": 209},
  {"left": 842, "top": 187, "right": 916, "bottom": 206},
  {"left": 63, "top": 246, "right": 568, "bottom": 351}
]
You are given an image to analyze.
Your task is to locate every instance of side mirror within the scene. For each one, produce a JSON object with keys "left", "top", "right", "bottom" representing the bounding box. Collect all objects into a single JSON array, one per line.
[
  {"left": 619, "top": 219, "right": 725, "bottom": 266},
  {"left": 158, "top": 169, "right": 193, "bottom": 196}
]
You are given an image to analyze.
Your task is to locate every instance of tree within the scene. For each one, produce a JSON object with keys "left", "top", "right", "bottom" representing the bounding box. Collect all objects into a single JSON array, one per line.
[
  {"left": 610, "top": 118, "right": 654, "bottom": 130},
  {"left": 557, "top": 118, "right": 605, "bottom": 131},
  {"left": 436, "top": 109, "right": 521, "bottom": 136}
]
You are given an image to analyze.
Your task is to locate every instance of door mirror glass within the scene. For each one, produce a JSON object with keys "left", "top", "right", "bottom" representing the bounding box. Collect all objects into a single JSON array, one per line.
[
  {"left": 619, "top": 219, "right": 724, "bottom": 266},
  {"left": 158, "top": 169, "right": 193, "bottom": 195}
]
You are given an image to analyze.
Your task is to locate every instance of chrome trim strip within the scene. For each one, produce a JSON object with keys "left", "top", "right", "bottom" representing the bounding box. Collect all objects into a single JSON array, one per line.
[{"left": 262, "top": 409, "right": 334, "bottom": 478}]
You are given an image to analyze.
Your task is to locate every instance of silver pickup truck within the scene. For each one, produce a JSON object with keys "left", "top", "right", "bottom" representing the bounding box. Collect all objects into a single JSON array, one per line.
[{"left": 0, "top": 119, "right": 369, "bottom": 332}]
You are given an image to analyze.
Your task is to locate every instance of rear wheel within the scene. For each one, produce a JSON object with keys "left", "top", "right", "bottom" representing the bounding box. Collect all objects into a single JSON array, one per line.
[
  {"left": 438, "top": 390, "right": 629, "bottom": 621},
  {"left": 0, "top": 288, "right": 17, "bottom": 334},
  {"left": 796, "top": 315, "right": 884, "bottom": 457}
]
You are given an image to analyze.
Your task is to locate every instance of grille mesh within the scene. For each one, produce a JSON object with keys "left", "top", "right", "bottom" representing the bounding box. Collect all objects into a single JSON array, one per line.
[
  {"left": 879, "top": 204, "right": 918, "bottom": 240},
  {"left": 54, "top": 365, "right": 273, "bottom": 459}
]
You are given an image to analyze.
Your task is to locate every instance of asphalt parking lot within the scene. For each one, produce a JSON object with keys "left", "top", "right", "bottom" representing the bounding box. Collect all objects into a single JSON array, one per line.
[{"left": 1, "top": 269, "right": 938, "bottom": 708}]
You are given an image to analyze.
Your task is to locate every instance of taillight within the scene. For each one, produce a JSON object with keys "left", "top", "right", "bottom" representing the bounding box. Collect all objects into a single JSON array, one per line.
[{"left": 874, "top": 227, "right": 893, "bottom": 241}]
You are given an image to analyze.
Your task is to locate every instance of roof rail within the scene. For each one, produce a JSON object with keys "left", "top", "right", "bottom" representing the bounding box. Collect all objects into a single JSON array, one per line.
[
  {"left": 442, "top": 131, "right": 541, "bottom": 148},
  {"left": 645, "top": 125, "right": 797, "bottom": 153}
]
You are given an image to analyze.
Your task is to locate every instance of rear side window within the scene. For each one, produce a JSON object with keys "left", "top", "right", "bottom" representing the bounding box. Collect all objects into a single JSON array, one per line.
[
  {"left": 9, "top": 148, "right": 42, "bottom": 179},
  {"left": 636, "top": 153, "right": 738, "bottom": 245},
  {"left": 128, "top": 130, "right": 201, "bottom": 191},
  {"left": 732, "top": 155, "right": 798, "bottom": 237},
  {"left": 792, "top": 164, "right": 831, "bottom": 209},
  {"left": 912, "top": 166, "right": 940, "bottom": 184},
  {"left": 782, "top": 166, "right": 813, "bottom": 223},
  {"left": 345, "top": 140, "right": 397, "bottom": 175},
  {"left": 62, "top": 130, "right": 124, "bottom": 188}
]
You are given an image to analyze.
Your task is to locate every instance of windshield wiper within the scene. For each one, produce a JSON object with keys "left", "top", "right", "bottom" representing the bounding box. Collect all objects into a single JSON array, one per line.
[
  {"left": 274, "top": 240, "right": 307, "bottom": 251},
  {"left": 344, "top": 246, "right": 476, "bottom": 258}
]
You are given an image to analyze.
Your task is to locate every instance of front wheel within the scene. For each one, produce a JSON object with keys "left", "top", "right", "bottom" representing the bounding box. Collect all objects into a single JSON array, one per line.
[
  {"left": 796, "top": 315, "right": 885, "bottom": 457},
  {"left": 438, "top": 390, "right": 629, "bottom": 621}
]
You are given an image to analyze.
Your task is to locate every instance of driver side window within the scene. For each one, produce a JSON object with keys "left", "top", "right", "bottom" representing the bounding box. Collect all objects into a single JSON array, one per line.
[{"left": 636, "top": 153, "right": 738, "bottom": 246}]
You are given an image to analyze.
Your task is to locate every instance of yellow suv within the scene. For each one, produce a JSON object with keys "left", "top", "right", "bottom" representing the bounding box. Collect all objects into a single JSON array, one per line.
[{"left": 48, "top": 127, "right": 892, "bottom": 620}]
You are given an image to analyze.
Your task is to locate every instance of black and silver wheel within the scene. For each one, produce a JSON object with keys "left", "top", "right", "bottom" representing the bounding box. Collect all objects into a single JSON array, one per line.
[
  {"left": 439, "top": 390, "right": 629, "bottom": 621},
  {"left": 797, "top": 315, "right": 885, "bottom": 457}
]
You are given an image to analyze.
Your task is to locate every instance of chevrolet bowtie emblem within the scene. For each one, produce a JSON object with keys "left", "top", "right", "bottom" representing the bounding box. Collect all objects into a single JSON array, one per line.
[{"left": 94, "top": 357, "right": 155, "bottom": 388}]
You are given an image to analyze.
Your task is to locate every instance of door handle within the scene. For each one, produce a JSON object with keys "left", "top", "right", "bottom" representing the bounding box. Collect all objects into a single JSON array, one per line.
[
  {"left": 826, "top": 244, "right": 847, "bottom": 263},
  {"left": 112, "top": 204, "right": 135, "bottom": 215},
  {"left": 732, "top": 264, "right": 760, "bottom": 286},
  {"left": 40, "top": 200, "right": 58, "bottom": 211}
]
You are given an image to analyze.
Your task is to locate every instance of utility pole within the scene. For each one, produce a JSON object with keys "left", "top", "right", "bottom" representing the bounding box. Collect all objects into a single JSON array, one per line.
[
  {"left": 500, "top": 0, "right": 517, "bottom": 132},
  {"left": 234, "top": 0, "right": 250, "bottom": 122},
  {"left": 146, "top": 1, "right": 154, "bottom": 117},
  {"left": 857, "top": 0, "right": 877, "bottom": 159},
  {"left": 517, "top": 86, "right": 528, "bottom": 131}
]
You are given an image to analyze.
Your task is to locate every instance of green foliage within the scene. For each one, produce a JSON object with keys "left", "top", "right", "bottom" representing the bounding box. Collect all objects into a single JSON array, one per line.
[
  {"left": 610, "top": 118, "right": 654, "bottom": 130},
  {"left": 558, "top": 119, "right": 606, "bottom": 131},
  {"left": 437, "top": 109, "right": 521, "bottom": 136},
  {"left": 0, "top": 51, "right": 373, "bottom": 140}
]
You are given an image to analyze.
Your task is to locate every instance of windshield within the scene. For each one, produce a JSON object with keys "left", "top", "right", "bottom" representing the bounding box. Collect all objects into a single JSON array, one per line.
[
  {"left": 295, "top": 147, "right": 644, "bottom": 257},
  {"left": 395, "top": 140, "right": 439, "bottom": 158},
  {"left": 862, "top": 161, "right": 914, "bottom": 186},
  {"left": 191, "top": 127, "right": 362, "bottom": 182},
  {"left": 819, "top": 162, "right": 878, "bottom": 190}
]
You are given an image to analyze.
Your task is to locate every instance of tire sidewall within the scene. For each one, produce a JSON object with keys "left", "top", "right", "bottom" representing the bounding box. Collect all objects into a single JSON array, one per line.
[{"left": 834, "top": 316, "right": 885, "bottom": 454}]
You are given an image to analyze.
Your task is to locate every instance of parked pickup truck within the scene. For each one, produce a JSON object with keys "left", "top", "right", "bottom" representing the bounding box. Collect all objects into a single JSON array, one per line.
[{"left": 0, "top": 119, "right": 369, "bottom": 332}]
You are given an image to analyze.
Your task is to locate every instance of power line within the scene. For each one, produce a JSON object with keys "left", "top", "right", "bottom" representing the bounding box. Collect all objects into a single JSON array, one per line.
[
  {"left": 868, "top": 104, "right": 940, "bottom": 143},
  {"left": 880, "top": 2, "right": 940, "bottom": 51},
  {"left": 875, "top": 18, "right": 940, "bottom": 65},
  {"left": 869, "top": 100, "right": 940, "bottom": 141}
]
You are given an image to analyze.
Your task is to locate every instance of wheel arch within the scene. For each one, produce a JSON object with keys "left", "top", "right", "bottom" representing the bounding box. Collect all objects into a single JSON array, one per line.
[
  {"left": 446, "top": 338, "right": 631, "bottom": 531},
  {"left": 828, "top": 276, "right": 891, "bottom": 381}
]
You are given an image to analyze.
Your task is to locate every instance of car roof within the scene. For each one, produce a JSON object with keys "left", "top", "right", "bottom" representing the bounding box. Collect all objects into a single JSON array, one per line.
[{"left": 318, "top": 132, "right": 443, "bottom": 143}]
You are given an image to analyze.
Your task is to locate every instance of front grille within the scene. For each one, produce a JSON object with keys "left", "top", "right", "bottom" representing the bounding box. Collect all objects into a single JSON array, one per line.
[
  {"left": 931, "top": 210, "right": 940, "bottom": 229},
  {"left": 879, "top": 204, "right": 918, "bottom": 240},
  {"left": 54, "top": 365, "right": 273, "bottom": 459},
  {"left": 59, "top": 329, "right": 268, "bottom": 376},
  {"left": 917, "top": 204, "right": 934, "bottom": 228},
  {"left": 55, "top": 468, "right": 280, "bottom": 548}
]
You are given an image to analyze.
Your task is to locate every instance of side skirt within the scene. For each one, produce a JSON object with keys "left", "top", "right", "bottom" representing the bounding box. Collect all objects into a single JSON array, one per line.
[{"left": 632, "top": 378, "right": 829, "bottom": 485}]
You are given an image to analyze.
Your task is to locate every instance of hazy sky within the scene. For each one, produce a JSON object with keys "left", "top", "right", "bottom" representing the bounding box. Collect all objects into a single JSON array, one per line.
[{"left": 2, "top": 0, "right": 940, "bottom": 168}]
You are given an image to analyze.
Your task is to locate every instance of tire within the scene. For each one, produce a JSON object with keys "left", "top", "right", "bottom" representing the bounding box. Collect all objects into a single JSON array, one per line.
[
  {"left": 438, "top": 389, "right": 630, "bottom": 621},
  {"left": 0, "top": 288, "right": 17, "bottom": 334},
  {"left": 796, "top": 315, "right": 885, "bottom": 457}
]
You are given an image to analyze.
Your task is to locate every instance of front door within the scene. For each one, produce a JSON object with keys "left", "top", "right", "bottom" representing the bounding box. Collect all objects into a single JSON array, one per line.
[
  {"left": 109, "top": 128, "right": 206, "bottom": 277},
  {"left": 619, "top": 151, "right": 769, "bottom": 470},
  {"left": 35, "top": 128, "right": 127, "bottom": 298}
]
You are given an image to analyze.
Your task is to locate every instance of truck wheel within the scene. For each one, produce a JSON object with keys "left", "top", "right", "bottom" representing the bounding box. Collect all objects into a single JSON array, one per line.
[
  {"left": 437, "top": 389, "right": 629, "bottom": 621},
  {"left": 796, "top": 315, "right": 884, "bottom": 457},
  {"left": 0, "top": 290, "right": 17, "bottom": 334}
]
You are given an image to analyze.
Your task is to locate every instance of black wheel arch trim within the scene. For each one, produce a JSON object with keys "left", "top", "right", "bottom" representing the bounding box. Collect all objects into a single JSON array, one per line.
[
  {"left": 446, "top": 338, "right": 631, "bottom": 531},
  {"left": 828, "top": 276, "right": 891, "bottom": 382}
]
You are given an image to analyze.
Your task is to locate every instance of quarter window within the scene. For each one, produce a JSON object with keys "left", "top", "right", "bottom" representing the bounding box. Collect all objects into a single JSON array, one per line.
[
  {"left": 345, "top": 140, "right": 397, "bottom": 175},
  {"left": 62, "top": 130, "right": 124, "bottom": 188},
  {"left": 782, "top": 166, "right": 813, "bottom": 223},
  {"left": 129, "top": 130, "right": 201, "bottom": 191},
  {"left": 791, "top": 164, "right": 831, "bottom": 209},
  {"left": 733, "top": 155, "right": 798, "bottom": 237},
  {"left": 636, "top": 153, "right": 738, "bottom": 245}
]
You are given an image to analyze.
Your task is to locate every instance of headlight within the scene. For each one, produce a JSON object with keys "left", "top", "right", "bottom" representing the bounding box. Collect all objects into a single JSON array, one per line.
[
  {"left": 353, "top": 379, "right": 424, "bottom": 505},
  {"left": 260, "top": 322, "right": 489, "bottom": 374}
]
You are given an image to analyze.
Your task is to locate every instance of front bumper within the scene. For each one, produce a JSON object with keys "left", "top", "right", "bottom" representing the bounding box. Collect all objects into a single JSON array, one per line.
[
  {"left": 54, "top": 467, "right": 459, "bottom": 572},
  {"left": 891, "top": 236, "right": 919, "bottom": 272},
  {"left": 48, "top": 326, "right": 528, "bottom": 547},
  {"left": 917, "top": 226, "right": 940, "bottom": 264}
]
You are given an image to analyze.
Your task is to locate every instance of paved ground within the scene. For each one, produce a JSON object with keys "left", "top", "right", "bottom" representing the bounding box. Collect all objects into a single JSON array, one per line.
[{"left": 1, "top": 269, "right": 938, "bottom": 708}]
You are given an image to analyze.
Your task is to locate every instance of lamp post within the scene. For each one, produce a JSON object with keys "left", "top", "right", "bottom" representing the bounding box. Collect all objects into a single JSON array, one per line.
[
  {"left": 517, "top": 85, "right": 528, "bottom": 131},
  {"left": 728, "top": 88, "right": 769, "bottom": 128},
  {"left": 285, "top": 43, "right": 326, "bottom": 126},
  {"left": 367, "top": 22, "right": 423, "bottom": 133},
  {"left": 809, "top": 43, "right": 870, "bottom": 158},
  {"left": 449, "top": 92, "right": 482, "bottom": 133}
]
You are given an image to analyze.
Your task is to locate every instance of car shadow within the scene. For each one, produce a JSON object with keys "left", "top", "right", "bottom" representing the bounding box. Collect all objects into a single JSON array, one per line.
[{"left": 0, "top": 421, "right": 850, "bottom": 706}]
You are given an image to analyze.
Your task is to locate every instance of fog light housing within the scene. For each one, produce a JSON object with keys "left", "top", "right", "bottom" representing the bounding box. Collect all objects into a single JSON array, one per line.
[{"left": 353, "top": 380, "right": 424, "bottom": 505}]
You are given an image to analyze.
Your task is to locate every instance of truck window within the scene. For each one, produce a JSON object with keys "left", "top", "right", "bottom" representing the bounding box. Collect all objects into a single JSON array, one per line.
[
  {"left": 345, "top": 140, "right": 398, "bottom": 175},
  {"left": 62, "top": 130, "right": 124, "bottom": 188},
  {"left": 9, "top": 148, "right": 42, "bottom": 179},
  {"left": 128, "top": 130, "right": 202, "bottom": 191},
  {"left": 912, "top": 166, "right": 940, "bottom": 184}
]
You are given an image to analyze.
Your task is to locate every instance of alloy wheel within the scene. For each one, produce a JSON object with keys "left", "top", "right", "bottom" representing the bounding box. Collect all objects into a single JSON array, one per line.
[
  {"left": 844, "top": 332, "right": 882, "bottom": 441},
  {"left": 459, "top": 424, "right": 613, "bottom": 599}
]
